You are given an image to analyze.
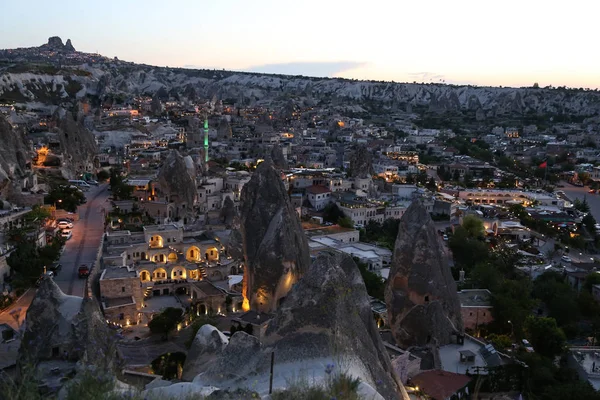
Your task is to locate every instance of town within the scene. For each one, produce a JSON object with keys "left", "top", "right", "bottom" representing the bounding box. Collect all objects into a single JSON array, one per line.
[{"left": 1, "top": 36, "right": 600, "bottom": 400}]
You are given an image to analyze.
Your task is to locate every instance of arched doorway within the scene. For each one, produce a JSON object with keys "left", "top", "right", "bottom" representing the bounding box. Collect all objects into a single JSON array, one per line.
[
  {"left": 206, "top": 247, "right": 219, "bottom": 262},
  {"left": 141, "top": 252, "right": 147, "bottom": 260},
  {"left": 140, "top": 270, "right": 151, "bottom": 282},
  {"left": 167, "top": 252, "right": 178, "bottom": 263},
  {"left": 199, "top": 304, "right": 207, "bottom": 315},
  {"left": 186, "top": 246, "right": 201, "bottom": 262}
]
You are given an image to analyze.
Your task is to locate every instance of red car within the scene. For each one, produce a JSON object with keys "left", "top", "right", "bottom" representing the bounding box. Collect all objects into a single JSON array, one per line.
[{"left": 78, "top": 264, "right": 90, "bottom": 278}]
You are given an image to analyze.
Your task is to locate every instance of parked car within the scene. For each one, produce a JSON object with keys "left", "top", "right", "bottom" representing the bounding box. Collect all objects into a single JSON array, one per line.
[
  {"left": 443, "top": 234, "right": 449, "bottom": 241},
  {"left": 48, "top": 262, "right": 62, "bottom": 275},
  {"left": 522, "top": 339, "right": 535, "bottom": 353},
  {"left": 57, "top": 220, "right": 73, "bottom": 229},
  {"left": 61, "top": 230, "right": 72, "bottom": 240},
  {"left": 561, "top": 255, "right": 572, "bottom": 263}
]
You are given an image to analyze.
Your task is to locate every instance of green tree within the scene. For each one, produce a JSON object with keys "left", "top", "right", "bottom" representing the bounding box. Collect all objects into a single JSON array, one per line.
[
  {"left": 338, "top": 216, "right": 353, "bottom": 229},
  {"left": 491, "top": 279, "right": 535, "bottom": 338},
  {"left": 148, "top": 307, "right": 183, "bottom": 340},
  {"left": 462, "top": 215, "right": 485, "bottom": 238},
  {"left": 524, "top": 316, "right": 566, "bottom": 358},
  {"left": 354, "top": 258, "right": 385, "bottom": 301},
  {"left": 97, "top": 170, "right": 110, "bottom": 181},
  {"left": 109, "top": 168, "right": 134, "bottom": 201},
  {"left": 448, "top": 226, "right": 490, "bottom": 271},
  {"left": 533, "top": 271, "right": 580, "bottom": 327},
  {"left": 322, "top": 203, "right": 345, "bottom": 224},
  {"left": 44, "top": 185, "right": 86, "bottom": 212}
]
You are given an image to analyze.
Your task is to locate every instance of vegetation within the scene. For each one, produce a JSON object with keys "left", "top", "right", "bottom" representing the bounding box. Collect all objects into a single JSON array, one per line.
[
  {"left": 148, "top": 307, "right": 183, "bottom": 340},
  {"left": 353, "top": 258, "right": 385, "bottom": 301},
  {"left": 359, "top": 218, "right": 400, "bottom": 250},
  {"left": 44, "top": 184, "right": 86, "bottom": 212},
  {"left": 151, "top": 352, "right": 186, "bottom": 380},
  {"left": 272, "top": 367, "right": 361, "bottom": 400},
  {"left": 109, "top": 168, "right": 133, "bottom": 200},
  {"left": 7, "top": 237, "right": 64, "bottom": 291}
]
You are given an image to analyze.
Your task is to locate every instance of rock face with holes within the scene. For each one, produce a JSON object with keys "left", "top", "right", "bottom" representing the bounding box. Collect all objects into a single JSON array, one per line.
[
  {"left": 239, "top": 160, "right": 309, "bottom": 312},
  {"left": 0, "top": 114, "right": 30, "bottom": 184},
  {"left": 348, "top": 144, "right": 373, "bottom": 178},
  {"left": 385, "top": 201, "right": 463, "bottom": 348}
]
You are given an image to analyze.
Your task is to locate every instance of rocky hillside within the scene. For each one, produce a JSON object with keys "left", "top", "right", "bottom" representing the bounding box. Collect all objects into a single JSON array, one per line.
[
  {"left": 0, "top": 114, "right": 30, "bottom": 183},
  {"left": 2, "top": 38, "right": 600, "bottom": 116}
]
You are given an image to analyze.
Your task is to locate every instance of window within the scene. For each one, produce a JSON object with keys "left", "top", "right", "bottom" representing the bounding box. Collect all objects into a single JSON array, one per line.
[
  {"left": 119, "top": 313, "right": 124, "bottom": 320},
  {"left": 167, "top": 238, "right": 171, "bottom": 243},
  {"left": 424, "top": 295, "right": 430, "bottom": 303},
  {"left": 470, "top": 312, "right": 473, "bottom": 316},
  {"left": 122, "top": 287, "right": 125, "bottom": 292}
]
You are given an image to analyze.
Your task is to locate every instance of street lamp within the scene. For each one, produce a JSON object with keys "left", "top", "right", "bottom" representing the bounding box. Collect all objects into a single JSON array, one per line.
[
  {"left": 508, "top": 320, "right": 514, "bottom": 339},
  {"left": 54, "top": 199, "right": 62, "bottom": 209}
]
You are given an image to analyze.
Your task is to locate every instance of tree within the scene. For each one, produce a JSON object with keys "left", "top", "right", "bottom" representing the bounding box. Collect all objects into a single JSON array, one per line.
[
  {"left": 148, "top": 307, "right": 183, "bottom": 340},
  {"left": 491, "top": 279, "right": 535, "bottom": 338},
  {"left": 448, "top": 226, "right": 490, "bottom": 271},
  {"left": 578, "top": 172, "right": 590, "bottom": 185},
  {"left": 354, "top": 258, "right": 385, "bottom": 301},
  {"left": 487, "top": 333, "right": 512, "bottom": 349},
  {"left": 109, "top": 168, "right": 133, "bottom": 200},
  {"left": 44, "top": 185, "right": 86, "bottom": 212},
  {"left": 533, "top": 271, "right": 580, "bottom": 327},
  {"left": 338, "top": 216, "right": 354, "bottom": 229},
  {"left": 244, "top": 323, "right": 254, "bottom": 335},
  {"left": 426, "top": 177, "right": 437, "bottom": 192},
  {"left": 524, "top": 316, "right": 566, "bottom": 358},
  {"left": 462, "top": 215, "right": 485, "bottom": 238},
  {"left": 323, "top": 203, "right": 345, "bottom": 224},
  {"left": 97, "top": 170, "right": 110, "bottom": 181}
]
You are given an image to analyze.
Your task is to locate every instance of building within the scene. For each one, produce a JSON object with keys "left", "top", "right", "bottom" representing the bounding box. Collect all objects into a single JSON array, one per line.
[
  {"left": 457, "top": 289, "right": 493, "bottom": 333},
  {"left": 568, "top": 348, "right": 600, "bottom": 390},
  {"left": 306, "top": 185, "right": 332, "bottom": 211},
  {"left": 410, "top": 370, "right": 471, "bottom": 400},
  {"left": 458, "top": 189, "right": 566, "bottom": 208},
  {"left": 232, "top": 311, "right": 274, "bottom": 340},
  {"left": 99, "top": 266, "right": 144, "bottom": 326}
]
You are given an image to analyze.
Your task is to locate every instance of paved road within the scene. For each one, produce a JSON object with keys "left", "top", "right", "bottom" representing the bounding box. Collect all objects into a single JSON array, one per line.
[
  {"left": 0, "top": 185, "right": 109, "bottom": 329},
  {"left": 54, "top": 184, "right": 109, "bottom": 296},
  {"left": 560, "top": 182, "right": 600, "bottom": 221}
]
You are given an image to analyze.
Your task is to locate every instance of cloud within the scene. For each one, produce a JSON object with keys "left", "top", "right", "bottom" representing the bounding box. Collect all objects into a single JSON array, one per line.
[{"left": 246, "top": 61, "right": 367, "bottom": 77}]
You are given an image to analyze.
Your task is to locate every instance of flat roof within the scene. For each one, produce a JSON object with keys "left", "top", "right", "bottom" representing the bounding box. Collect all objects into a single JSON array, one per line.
[
  {"left": 102, "top": 267, "right": 137, "bottom": 280},
  {"left": 193, "top": 281, "right": 225, "bottom": 296},
  {"left": 104, "top": 296, "right": 135, "bottom": 308},
  {"left": 457, "top": 289, "right": 492, "bottom": 307}
]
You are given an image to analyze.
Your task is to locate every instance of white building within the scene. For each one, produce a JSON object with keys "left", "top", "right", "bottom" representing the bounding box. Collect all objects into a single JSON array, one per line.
[{"left": 306, "top": 186, "right": 333, "bottom": 211}]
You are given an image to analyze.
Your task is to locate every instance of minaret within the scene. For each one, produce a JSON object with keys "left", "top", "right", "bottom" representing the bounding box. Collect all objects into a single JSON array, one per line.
[{"left": 203, "top": 117, "right": 209, "bottom": 163}]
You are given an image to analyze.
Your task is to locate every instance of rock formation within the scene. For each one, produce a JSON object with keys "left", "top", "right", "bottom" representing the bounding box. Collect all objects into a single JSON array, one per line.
[
  {"left": 182, "top": 324, "right": 229, "bottom": 380},
  {"left": 239, "top": 160, "right": 309, "bottom": 312},
  {"left": 219, "top": 196, "right": 235, "bottom": 225},
  {"left": 157, "top": 150, "right": 197, "bottom": 208},
  {"left": 18, "top": 276, "right": 115, "bottom": 369},
  {"left": 385, "top": 201, "right": 463, "bottom": 348},
  {"left": 53, "top": 109, "right": 98, "bottom": 178},
  {"left": 269, "top": 143, "right": 288, "bottom": 170},
  {"left": 174, "top": 253, "right": 408, "bottom": 399},
  {"left": 348, "top": 144, "right": 373, "bottom": 178},
  {"left": 40, "top": 36, "right": 76, "bottom": 52},
  {"left": 0, "top": 114, "right": 30, "bottom": 184}
]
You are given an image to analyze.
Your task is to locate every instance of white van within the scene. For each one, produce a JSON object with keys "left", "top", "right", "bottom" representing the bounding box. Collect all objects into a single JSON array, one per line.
[{"left": 68, "top": 180, "right": 90, "bottom": 191}]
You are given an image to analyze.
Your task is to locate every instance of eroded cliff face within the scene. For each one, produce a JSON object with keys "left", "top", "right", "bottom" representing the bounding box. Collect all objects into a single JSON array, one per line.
[
  {"left": 385, "top": 201, "right": 463, "bottom": 348},
  {"left": 53, "top": 109, "right": 97, "bottom": 178},
  {"left": 0, "top": 114, "right": 29, "bottom": 184},
  {"left": 239, "top": 160, "right": 309, "bottom": 312},
  {"left": 348, "top": 144, "right": 373, "bottom": 179}
]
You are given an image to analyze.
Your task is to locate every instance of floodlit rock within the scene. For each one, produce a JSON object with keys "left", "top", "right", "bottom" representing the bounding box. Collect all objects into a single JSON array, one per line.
[
  {"left": 385, "top": 201, "right": 464, "bottom": 348},
  {"left": 157, "top": 150, "right": 197, "bottom": 208},
  {"left": 239, "top": 160, "right": 309, "bottom": 312},
  {"left": 263, "top": 252, "right": 406, "bottom": 400}
]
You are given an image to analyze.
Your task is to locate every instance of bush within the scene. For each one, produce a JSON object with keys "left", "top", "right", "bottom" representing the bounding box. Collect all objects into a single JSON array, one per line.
[
  {"left": 151, "top": 352, "right": 186, "bottom": 380},
  {"left": 271, "top": 368, "right": 361, "bottom": 400}
]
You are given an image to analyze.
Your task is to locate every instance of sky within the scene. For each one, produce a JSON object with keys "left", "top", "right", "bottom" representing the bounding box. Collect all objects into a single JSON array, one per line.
[{"left": 1, "top": 0, "right": 599, "bottom": 89}]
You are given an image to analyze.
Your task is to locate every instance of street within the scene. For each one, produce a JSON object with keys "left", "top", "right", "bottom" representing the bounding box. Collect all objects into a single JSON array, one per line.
[
  {"left": 560, "top": 182, "right": 600, "bottom": 222},
  {"left": 54, "top": 184, "right": 110, "bottom": 296},
  {"left": 0, "top": 184, "right": 109, "bottom": 330}
]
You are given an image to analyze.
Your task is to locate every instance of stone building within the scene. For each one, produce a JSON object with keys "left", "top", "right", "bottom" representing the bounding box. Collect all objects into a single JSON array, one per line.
[
  {"left": 99, "top": 266, "right": 144, "bottom": 326},
  {"left": 102, "top": 224, "right": 242, "bottom": 291},
  {"left": 457, "top": 289, "right": 494, "bottom": 333}
]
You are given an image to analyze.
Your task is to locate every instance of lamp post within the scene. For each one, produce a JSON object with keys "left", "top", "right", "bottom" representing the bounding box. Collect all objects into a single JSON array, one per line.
[
  {"left": 508, "top": 320, "right": 514, "bottom": 340},
  {"left": 54, "top": 199, "right": 62, "bottom": 209}
]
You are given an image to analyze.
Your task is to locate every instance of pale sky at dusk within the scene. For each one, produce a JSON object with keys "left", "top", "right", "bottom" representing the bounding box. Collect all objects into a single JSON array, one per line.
[{"left": 1, "top": 0, "right": 599, "bottom": 88}]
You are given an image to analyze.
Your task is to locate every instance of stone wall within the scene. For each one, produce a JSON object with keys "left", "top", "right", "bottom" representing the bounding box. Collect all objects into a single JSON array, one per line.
[
  {"left": 100, "top": 275, "right": 143, "bottom": 306},
  {"left": 461, "top": 306, "right": 494, "bottom": 331},
  {"left": 103, "top": 301, "right": 138, "bottom": 325}
]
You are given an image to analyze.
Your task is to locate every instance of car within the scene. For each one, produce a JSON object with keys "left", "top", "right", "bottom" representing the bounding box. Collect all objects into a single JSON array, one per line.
[
  {"left": 61, "top": 230, "right": 72, "bottom": 240},
  {"left": 443, "top": 234, "right": 449, "bottom": 241},
  {"left": 78, "top": 264, "right": 90, "bottom": 278},
  {"left": 57, "top": 221, "right": 73, "bottom": 229},
  {"left": 589, "top": 189, "right": 596, "bottom": 194},
  {"left": 87, "top": 180, "right": 99, "bottom": 186},
  {"left": 48, "top": 262, "right": 62, "bottom": 275},
  {"left": 522, "top": 339, "right": 535, "bottom": 353},
  {"left": 561, "top": 255, "right": 572, "bottom": 263}
]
